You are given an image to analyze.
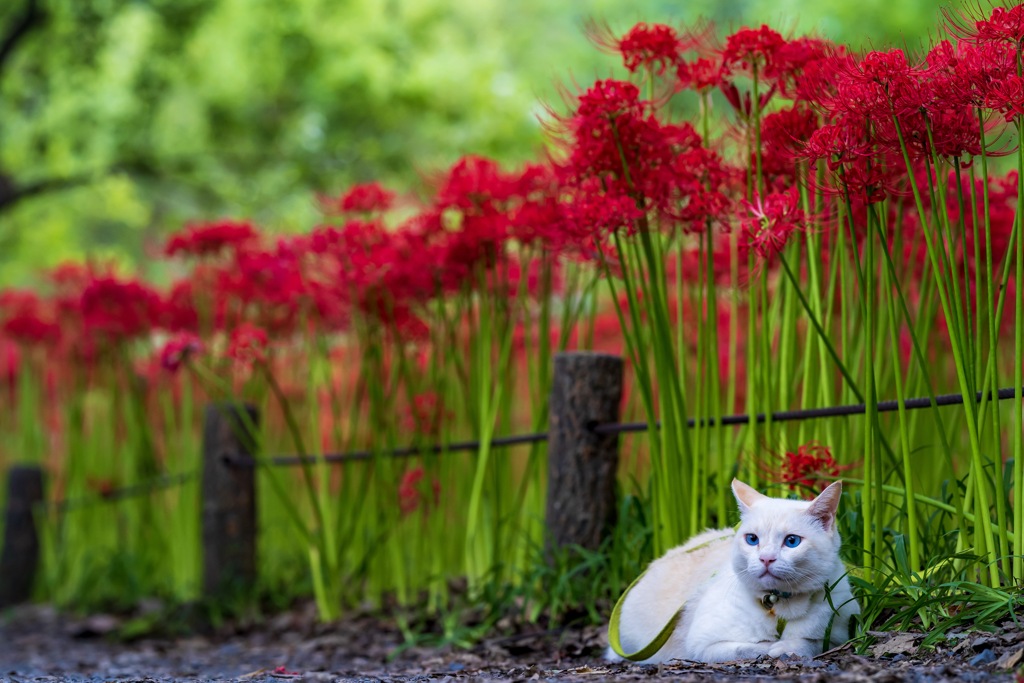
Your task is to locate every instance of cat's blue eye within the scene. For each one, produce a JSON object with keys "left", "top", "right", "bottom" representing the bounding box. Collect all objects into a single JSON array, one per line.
[
  {"left": 784, "top": 534, "right": 802, "bottom": 548},
  {"left": 745, "top": 533, "right": 759, "bottom": 546}
]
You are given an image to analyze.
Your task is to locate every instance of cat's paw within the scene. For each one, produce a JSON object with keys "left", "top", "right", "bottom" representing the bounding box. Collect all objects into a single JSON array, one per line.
[
  {"left": 604, "top": 646, "right": 625, "bottom": 663},
  {"left": 767, "top": 639, "right": 817, "bottom": 659}
]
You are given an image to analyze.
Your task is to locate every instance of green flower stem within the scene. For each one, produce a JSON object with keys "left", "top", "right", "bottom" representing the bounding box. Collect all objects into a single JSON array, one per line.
[
  {"left": 1013, "top": 115, "right": 1024, "bottom": 584},
  {"left": 841, "top": 477, "right": 1008, "bottom": 540},
  {"left": 878, "top": 219, "right": 921, "bottom": 571},
  {"left": 870, "top": 212, "right": 964, "bottom": 541},
  {"left": 893, "top": 116, "right": 1000, "bottom": 586},
  {"left": 260, "top": 362, "right": 329, "bottom": 553},
  {"left": 186, "top": 361, "right": 314, "bottom": 547},
  {"left": 777, "top": 254, "right": 863, "bottom": 402}
]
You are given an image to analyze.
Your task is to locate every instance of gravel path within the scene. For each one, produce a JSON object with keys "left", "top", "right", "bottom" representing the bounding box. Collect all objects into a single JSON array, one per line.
[{"left": 0, "top": 604, "right": 1020, "bottom": 682}]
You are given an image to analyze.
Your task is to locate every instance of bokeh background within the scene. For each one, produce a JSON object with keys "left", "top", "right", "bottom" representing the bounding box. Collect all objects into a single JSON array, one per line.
[{"left": 0, "top": 0, "right": 962, "bottom": 285}]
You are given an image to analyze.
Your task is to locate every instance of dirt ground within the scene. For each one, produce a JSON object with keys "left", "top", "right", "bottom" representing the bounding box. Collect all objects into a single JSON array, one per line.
[{"left": 0, "top": 602, "right": 1020, "bottom": 682}]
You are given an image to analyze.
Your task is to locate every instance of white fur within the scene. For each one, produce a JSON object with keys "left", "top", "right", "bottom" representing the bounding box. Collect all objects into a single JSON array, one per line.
[{"left": 606, "top": 480, "right": 859, "bottom": 663}]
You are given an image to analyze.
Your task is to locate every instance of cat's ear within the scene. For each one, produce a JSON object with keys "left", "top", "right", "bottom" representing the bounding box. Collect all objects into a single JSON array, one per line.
[
  {"left": 806, "top": 480, "right": 843, "bottom": 531},
  {"left": 732, "top": 479, "right": 768, "bottom": 514}
]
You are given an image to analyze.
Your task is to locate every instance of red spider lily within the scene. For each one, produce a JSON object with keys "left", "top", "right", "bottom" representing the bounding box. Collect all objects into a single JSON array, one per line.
[
  {"left": 609, "top": 22, "right": 685, "bottom": 75},
  {"left": 423, "top": 155, "right": 523, "bottom": 286},
  {"left": 557, "top": 79, "right": 731, "bottom": 233},
  {"left": 759, "top": 105, "right": 821, "bottom": 191},
  {"left": 945, "top": 4, "right": 1024, "bottom": 46},
  {"left": 503, "top": 162, "right": 577, "bottom": 254},
  {"left": 780, "top": 443, "right": 847, "bottom": 496},
  {"left": 721, "top": 25, "right": 786, "bottom": 74},
  {"left": 48, "top": 261, "right": 92, "bottom": 290},
  {"left": 985, "top": 74, "right": 1024, "bottom": 121},
  {"left": 303, "top": 218, "right": 435, "bottom": 337},
  {"left": 0, "top": 289, "right": 60, "bottom": 345},
  {"left": 433, "top": 154, "right": 518, "bottom": 213},
  {"left": 769, "top": 37, "right": 836, "bottom": 98},
  {"left": 589, "top": 20, "right": 718, "bottom": 77},
  {"left": 227, "top": 323, "right": 269, "bottom": 366},
  {"left": 676, "top": 56, "right": 727, "bottom": 92},
  {"left": 802, "top": 123, "right": 866, "bottom": 170},
  {"left": 741, "top": 188, "right": 807, "bottom": 261},
  {"left": 801, "top": 121, "right": 907, "bottom": 205},
  {"left": 926, "top": 40, "right": 1016, "bottom": 109},
  {"left": 400, "top": 391, "right": 453, "bottom": 437},
  {"left": 557, "top": 178, "right": 643, "bottom": 245},
  {"left": 75, "top": 273, "right": 164, "bottom": 351},
  {"left": 558, "top": 79, "right": 662, "bottom": 193},
  {"left": 761, "top": 105, "right": 821, "bottom": 158},
  {"left": 397, "top": 466, "right": 440, "bottom": 517},
  {"left": 164, "top": 219, "right": 259, "bottom": 258},
  {"left": 161, "top": 279, "right": 201, "bottom": 333},
  {"left": 319, "top": 181, "right": 396, "bottom": 215},
  {"left": 159, "top": 333, "right": 204, "bottom": 373},
  {"left": 221, "top": 238, "right": 307, "bottom": 334}
]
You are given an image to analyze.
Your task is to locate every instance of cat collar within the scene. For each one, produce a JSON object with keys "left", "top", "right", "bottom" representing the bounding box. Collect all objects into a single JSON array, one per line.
[{"left": 760, "top": 589, "right": 793, "bottom": 611}]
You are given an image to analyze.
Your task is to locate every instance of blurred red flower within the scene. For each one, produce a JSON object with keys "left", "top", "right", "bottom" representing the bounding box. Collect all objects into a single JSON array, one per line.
[
  {"left": 319, "top": 182, "right": 396, "bottom": 215},
  {"left": 227, "top": 323, "right": 269, "bottom": 366},
  {"left": 164, "top": 220, "right": 259, "bottom": 258},
  {"left": 0, "top": 289, "right": 60, "bottom": 345},
  {"left": 159, "top": 333, "right": 204, "bottom": 373},
  {"left": 398, "top": 466, "right": 440, "bottom": 517}
]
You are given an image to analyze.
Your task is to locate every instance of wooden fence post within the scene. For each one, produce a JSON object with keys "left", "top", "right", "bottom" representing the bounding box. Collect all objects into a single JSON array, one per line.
[
  {"left": 545, "top": 351, "right": 623, "bottom": 553},
  {"left": 202, "top": 403, "right": 258, "bottom": 599},
  {"left": 0, "top": 464, "right": 44, "bottom": 608}
]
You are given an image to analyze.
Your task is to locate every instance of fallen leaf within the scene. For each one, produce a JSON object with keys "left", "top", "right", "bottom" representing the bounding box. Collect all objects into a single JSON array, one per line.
[
  {"left": 871, "top": 632, "right": 922, "bottom": 657},
  {"left": 996, "top": 647, "right": 1024, "bottom": 670}
]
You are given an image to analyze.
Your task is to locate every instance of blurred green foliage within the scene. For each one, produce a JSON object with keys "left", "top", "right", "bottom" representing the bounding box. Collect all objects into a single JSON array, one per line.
[{"left": 0, "top": 0, "right": 965, "bottom": 285}]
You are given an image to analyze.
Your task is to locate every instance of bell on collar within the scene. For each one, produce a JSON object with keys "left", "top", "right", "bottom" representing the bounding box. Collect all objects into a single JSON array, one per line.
[{"left": 761, "top": 592, "right": 780, "bottom": 610}]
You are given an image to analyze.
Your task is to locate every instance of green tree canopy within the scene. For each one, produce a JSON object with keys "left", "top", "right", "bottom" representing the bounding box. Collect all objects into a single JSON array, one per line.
[{"left": 0, "top": 0, "right": 966, "bottom": 285}]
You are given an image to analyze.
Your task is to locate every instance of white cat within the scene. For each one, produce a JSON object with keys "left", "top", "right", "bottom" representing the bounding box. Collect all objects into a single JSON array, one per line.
[{"left": 606, "top": 479, "right": 859, "bottom": 663}]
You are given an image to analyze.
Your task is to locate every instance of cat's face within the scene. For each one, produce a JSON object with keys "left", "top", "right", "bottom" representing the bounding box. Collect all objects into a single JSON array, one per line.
[{"left": 729, "top": 480, "right": 843, "bottom": 594}]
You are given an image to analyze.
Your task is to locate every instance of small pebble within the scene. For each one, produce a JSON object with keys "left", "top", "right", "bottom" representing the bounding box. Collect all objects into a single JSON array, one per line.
[{"left": 969, "top": 648, "right": 997, "bottom": 666}]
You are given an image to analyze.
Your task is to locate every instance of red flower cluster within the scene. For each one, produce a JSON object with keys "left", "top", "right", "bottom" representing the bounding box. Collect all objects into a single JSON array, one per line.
[
  {"left": 159, "top": 332, "right": 204, "bottom": 373},
  {"left": 0, "top": 290, "right": 59, "bottom": 345},
  {"left": 555, "top": 78, "right": 732, "bottom": 237},
  {"left": 164, "top": 219, "right": 258, "bottom": 258},
  {"left": 4, "top": 6, "right": 1024, "bottom": 488},
  {"left": 400, "top": 391, "right": 454, "bottom": 437},
  {"left": 781, "top": 443, "right": 842, "bottom": 495},
  {"left": 397, "top": 466, "right": 441, "bottom": 517},
  {"left": 741, "top": 188, "right": 807, "bottom": 261},
  {"left": 319, "top": 182, "right": 396, "bottom": 215},
  {"left": 227, "top": 323, "right": 269, "bottom": 367}
]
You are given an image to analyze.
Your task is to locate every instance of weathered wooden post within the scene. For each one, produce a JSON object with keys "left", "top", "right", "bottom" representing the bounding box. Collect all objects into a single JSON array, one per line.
[
  {"left": 202, "top": 403, "right": 258, "bottom": 599},
  {"left": 0, "top": 464, "right": 44, "bottom": 608},
  {"left": 545, "top": 351, "right": 623, "bottom": 553}
]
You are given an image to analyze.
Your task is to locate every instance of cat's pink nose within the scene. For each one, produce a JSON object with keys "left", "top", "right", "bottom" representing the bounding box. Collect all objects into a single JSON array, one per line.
[{"left": 760, "top": 557, "right": 776, "bottom": 567}]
